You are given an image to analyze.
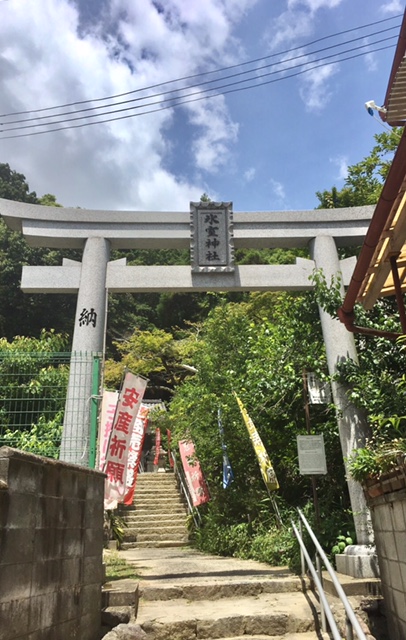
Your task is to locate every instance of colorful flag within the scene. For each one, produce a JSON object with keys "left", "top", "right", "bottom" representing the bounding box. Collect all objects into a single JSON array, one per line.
[
  {"left": 234, "top": 393, "right": 279, "bottom": 492},
  {"left": 98, "top": 390, "right": 119, "bottom": 471},
  {"left": 103, "top": 372, "right": 148, "bottom": 509},
  {"left": 167, "top": 429, "right": 174, "bottom": 468},
  {"left": 154, "top": 427, "right": 161, "bottom": 465},
  {"left": 179, "top": 440, "right": 210, "bottom": 507},
  {"left": 123, "top": 403, "right": 151, "bottom": 505},
  {"left": 218, "top": 408, "right": 234, "bottom": 489}
]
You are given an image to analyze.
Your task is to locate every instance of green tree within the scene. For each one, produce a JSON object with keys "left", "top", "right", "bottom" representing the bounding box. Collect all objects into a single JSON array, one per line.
[
  {"left": 0, "top": 331, "right": 70, "bottom": 458},
  {"left": 0, "top": 163, "right": 76, "bottom": 339},
  {"left": 168, "top": 294, "right": 347, "bottom": 534},
  {"left": 316, "top": 127, "right": 402, "bottom": 208},
  {"left": 0, "top": 163, "right": 39, "bottom": 203}
]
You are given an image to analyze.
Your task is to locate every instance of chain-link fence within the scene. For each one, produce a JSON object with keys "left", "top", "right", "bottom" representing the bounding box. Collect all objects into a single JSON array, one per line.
[{"left": 0, "top": 351, "right": 101, "bottom": 466}]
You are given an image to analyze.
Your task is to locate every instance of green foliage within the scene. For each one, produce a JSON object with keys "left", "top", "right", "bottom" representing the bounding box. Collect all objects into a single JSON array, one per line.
[
  {"left": 0, "top": 332, "right": 70, "bottom": 456},
  {"left": 331, "top": 531, "right": 354, "bottom": 564},
  {"left": 348, "top": 438, "right": 406, "bottom": 483},
  {"left": 168, "top": 293, "right": 349, "bottom": 551},
  {"left": 104, "top": 511, "right": 128, "bottom": 549},
  {"left": 309, "top": 269, "right": 343, "bottom": 318},
  {"left": 316, "top": 128, "right": 402, "bottom": 208},
  {"left": 103, "top": 551, "right": 138, "bottom": 580},
  {"left": 0, "top": 163, "right": 38, "bottom": 203},
  {"left": 3, "top": 412, "right": 63, "bottom": 458},
  {"left": 104, "top": 326, "right": 197, "bottom": 399},
  {"left": 0, "top": 163, "right": 78, "bottom": 339}
]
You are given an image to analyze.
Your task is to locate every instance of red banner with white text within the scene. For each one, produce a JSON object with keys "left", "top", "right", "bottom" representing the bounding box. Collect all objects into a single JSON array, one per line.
[
  {"left": 123, "top": 403, "right": 151, "bottom": 505},
  {"left": 103, "top": 372, "right": 148, "bottom": 509},
  {"left": 98, "top": 390, "right": 119, "bottom": 472},
  {"left": 179, "top": 440, "right": 210, "bottom": 507}
]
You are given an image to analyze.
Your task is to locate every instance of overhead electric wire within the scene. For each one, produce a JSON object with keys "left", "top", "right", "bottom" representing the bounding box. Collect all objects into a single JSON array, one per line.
[
  {"left": 0, "top": 42, "right": 395, "bottom": 140},
  {"left": 1, "top": 25, "right": 399, "bottom": 128},
  {"left": 0, "top": 12, "right": 401, "bottom": 119}
]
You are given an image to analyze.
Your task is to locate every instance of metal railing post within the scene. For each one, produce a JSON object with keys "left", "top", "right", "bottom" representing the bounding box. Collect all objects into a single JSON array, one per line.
[
  {"left": 296, "top": 508, "right": 367, "bottom": 640},
  {"left": 316, "top": 553, "right": 327, "bottom": 633},
  {"left": 88, "top": 355, "right": 100, "bottom": 469}
]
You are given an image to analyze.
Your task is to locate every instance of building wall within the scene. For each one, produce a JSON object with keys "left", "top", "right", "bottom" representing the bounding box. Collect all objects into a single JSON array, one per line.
[
  {"left": 368, "top": 484, "right": 406, "bottom": 640},
  {"left": 0, "top": 446, "right": 104, "bottom": 640}
]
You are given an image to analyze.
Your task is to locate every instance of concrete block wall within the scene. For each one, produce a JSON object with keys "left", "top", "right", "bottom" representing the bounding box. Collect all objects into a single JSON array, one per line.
[
  {"left": 368, "top": 486, "right": 406, "bottom": 640},
  {"left": 0, "top": 447, "right": 105, "bottom": 640}
]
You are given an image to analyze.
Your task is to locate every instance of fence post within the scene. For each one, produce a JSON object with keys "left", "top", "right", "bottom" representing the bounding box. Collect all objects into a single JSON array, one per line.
[{"left": 88, "top": 355, "right": 101, "bottom": 468}]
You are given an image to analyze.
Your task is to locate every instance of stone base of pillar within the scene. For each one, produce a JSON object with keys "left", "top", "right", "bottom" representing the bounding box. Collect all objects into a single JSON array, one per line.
[{"left": 335, "top": 545, "right": 380, "bottom": 579}]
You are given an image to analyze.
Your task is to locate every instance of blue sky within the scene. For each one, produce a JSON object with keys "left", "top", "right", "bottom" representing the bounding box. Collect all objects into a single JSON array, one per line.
[{"left": 0, "top": 0, "right": 403, "bottom": 212}]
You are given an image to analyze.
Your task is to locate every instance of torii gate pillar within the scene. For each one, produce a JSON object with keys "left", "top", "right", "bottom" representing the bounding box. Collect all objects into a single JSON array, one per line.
[
  {"left": 59, "top": 237, "right": 110, "bottom": 464},
  {"left": 310, "top": 236, "right": 374, "bottom": 553}
]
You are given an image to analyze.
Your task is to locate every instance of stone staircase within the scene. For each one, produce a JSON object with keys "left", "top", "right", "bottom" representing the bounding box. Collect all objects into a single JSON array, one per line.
[
  {"left": 103, "top": 546, "right": 378, "bottom": 640},
  {"left": 131, "top": 549, "right": 326, "bottom": 640},
  {"left": 118, "top": 472, "right": 189, "bottom": 549}
]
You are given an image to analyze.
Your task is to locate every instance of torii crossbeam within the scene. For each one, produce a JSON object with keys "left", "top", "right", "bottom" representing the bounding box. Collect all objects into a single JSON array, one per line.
[{"left": 0, "top": 198, "right": 375, "bottom": 563}]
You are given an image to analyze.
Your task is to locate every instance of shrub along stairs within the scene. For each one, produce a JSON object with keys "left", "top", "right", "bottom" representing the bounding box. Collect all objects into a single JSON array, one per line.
[{"left": 118, "top": 472, "right": 189, "bottom": 549}]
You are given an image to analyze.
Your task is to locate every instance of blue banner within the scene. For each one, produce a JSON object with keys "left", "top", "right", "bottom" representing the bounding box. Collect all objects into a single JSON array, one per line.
[{"left": 218, "top": 408, "right": 234, "bottom": 489}]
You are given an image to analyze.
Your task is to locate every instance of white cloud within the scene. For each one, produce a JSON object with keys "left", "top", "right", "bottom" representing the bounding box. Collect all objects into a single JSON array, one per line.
[
  {"left": 0, "top": 0, "right": 255, "bottom": 210},
  {"left": 299, "top": 63, "right": 338, "bottom": 112},
  {"left": 270, "top": 178, "right": 286, "bottom": 201},
  {"left": 243, "top": 167, "right": 256, "bottom": 182},
  {"left": 187, "top": 97, "right": 239, "bottom": 173},
  {"left": 381, "top": 0, "right": 403, "bottom": 13},
  {"left": 288, "top": 0, "right": 342, "bottom": 10},
  {"left": 330, "top": 155, "right": 348, "bottom": 181},
  {"left": 263, "top": 0, "right": 344, "bottom": 112}
]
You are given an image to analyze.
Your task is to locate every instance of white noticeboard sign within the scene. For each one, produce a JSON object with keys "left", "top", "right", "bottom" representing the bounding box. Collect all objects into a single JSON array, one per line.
[{"left": 297, "top": 435, "right": 327, "bottom": 475}]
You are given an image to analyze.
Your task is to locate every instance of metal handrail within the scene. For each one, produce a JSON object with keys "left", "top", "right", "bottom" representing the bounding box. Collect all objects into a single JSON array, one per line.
[
  {"left": 171, "top": 451, "right": 201, "bottom": 528},
  {"left": 293, "top": 508, "right": 368, "bottom": 640}
]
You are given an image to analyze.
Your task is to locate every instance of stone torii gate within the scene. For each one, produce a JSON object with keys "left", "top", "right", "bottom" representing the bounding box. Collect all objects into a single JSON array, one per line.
[{"left": 0, "top": 197, "right": 375, "bottom": 559}]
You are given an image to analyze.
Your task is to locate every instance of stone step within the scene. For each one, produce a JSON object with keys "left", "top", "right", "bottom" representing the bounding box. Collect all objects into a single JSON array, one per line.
[
  {"left": 124, "top": 529, "right": 189, "bottom": 543},
  {"left": 122, "top": 496, "right": 184, "bottom": 505},
  {"left": 125, "top": 513, "right": 186, "bottom": 529},
  {"left": 121, "top": 508, "right": 186, "bottom": 517},
  {"left": 133, "top": 491, "right": 181, "bottom": 504},
  {"left": 133, "top": 491, "right": 182, "bottom": 498},
  {"left": 136, "top": 475, "right": 176, "bottom": 484},
  {"left": 140, "top": 577, "right": 305, "bottom": 601},
  {"left": 130, "top": 499, "right": 185, "bottom": 507},
  {"left": 121, "top": 503, "right": 186, "bottom": 514},
  {"left": 125, "top": 523, "right": 188, "bottom": 534},
  {"left": 130, "top": 498, "right": 185, "bottom": 505},
  {"left": 190, "top": 635, "right": 325, "bottom": 640},
  {"left": 121, "top": 540, "right": 189, "bottom": 549},
  {"left": 135, "top": 478, "right": 178, "bottom": 491},
  {"left": 137, "top": 592, "right": 318, "bottom": 639}
]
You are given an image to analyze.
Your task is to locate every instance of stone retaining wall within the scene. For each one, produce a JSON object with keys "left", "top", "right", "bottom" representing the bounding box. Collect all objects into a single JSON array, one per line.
[
  {"left": 367, "top": 481, "right": 406, "bottom": 640},
  {"left": 0, "top": 446, "right": 105, "bottom": 640}
]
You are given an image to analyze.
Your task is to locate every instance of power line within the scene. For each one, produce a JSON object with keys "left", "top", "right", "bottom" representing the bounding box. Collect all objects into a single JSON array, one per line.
[
  {"left": 1, "top": 25, "right": 399, "bottom": 128},
  {"left": 0, "top": 43, "right": 395, "bottom": 140},
  {"left": 0, "top": 13, "right": 401, "bottom": 119}
]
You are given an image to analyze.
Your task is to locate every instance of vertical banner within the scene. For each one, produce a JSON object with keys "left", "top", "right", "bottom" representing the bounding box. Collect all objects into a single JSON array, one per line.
[
  {"left": 154, "top": 427, "right": 161, "bottom": 465},
  {"left": 98, "top": 390, "right": 119, "bottom": 471},
  {"left": 179, "top": 440, "right": 210, "bottom": 507},
  {"left": 123, "top": 403, "right": 151, "bottom": 505},
  {"left": 103, "top": 372, "right": 148, "bottom": 509},
  {"left": 218, "top": 408, "right": 234, "bottom": 489},
  {"left": 234, "top": 393, "right": 279, "bottom": 492},
  {"left": 167, "top": 429, "right": 174, "bottom": 467}
]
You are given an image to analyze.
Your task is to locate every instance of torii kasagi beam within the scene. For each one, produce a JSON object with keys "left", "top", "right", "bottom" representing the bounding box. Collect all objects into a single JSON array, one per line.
[{"left": 0, "top": 198, "right": 375, "bottom": 554}]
